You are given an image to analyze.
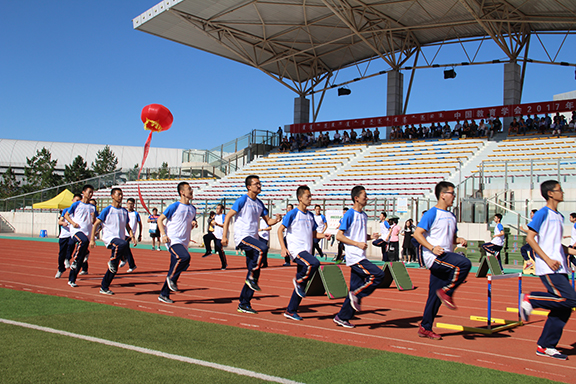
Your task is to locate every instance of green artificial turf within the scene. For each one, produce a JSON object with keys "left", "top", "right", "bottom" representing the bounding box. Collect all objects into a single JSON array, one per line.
[{"left": 0, "top": 288, "right": 559, "bottom": 384}]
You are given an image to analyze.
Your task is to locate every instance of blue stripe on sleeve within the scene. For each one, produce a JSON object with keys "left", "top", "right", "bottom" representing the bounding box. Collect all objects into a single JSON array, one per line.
[
  {"left": 97, "top": 206, "right": 111, "bottom": 222},
  {"left": 339, "top": 209, "right": 355, "bottom": 231},
  {"left": 417, "top": 207, "right": 438, "bottom": 232},
  {"left": 528, "top": 207, "right": 548, "bottom": 233},
  {"left": 282, "top": 208, "right": 298, "bottom": 228},
  {"left": 163, "top": 202, "right": 180, "bottom": 220},
  {"left": 231, "top": 195, "right": 248, "bottom": 213}
]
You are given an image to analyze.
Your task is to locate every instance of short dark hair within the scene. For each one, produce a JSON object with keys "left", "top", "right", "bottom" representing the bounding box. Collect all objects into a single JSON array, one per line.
[
  {"left": 287, "top": 204, "right": 294, "bottom": 210},
  {"left": 314, "top": 204, "right": 321, "bottom": 209},
  {"left": 540, "top": 180, "right": 559, "bottom": 201},
  {"left": 343, "top": 207, "right": 349, "bottom": 212},
  {"left": 494, "top": 213, "right": 502, "bottom": 220},
  {"left": 73, "top": 193, "right": 82, "bottom": 200},
  {"left": 82, "top": 184, "right": 94, "bottom": 192},
  {"left": 245, "top": 175, "right": 259, "bottom": 188},
  {"left": 570, "top": 212, "right": 576, "bottom": 220},
  {"left": 209, "top": 211, "right": 215, "bottom": 217},
  {"left": 152, "top": 208, "right": 158, "bottom": 213},
  {"left": 216, "top": 203, "right": 224, "bottom": 209},
  {"left": 351, "top": 185, "right": 365, "bottom": 204},
  {"left": 380, "top": 211, "right": 387, "bottom": 218},
  {"left": 177, "top": 181, "right": 190, "bottom": 196},
  {"left": 110, "top": 188, "right": 122, "bottom": 196},
  {"left": 127, "top": 198, "right": 135, "bottom": 204},
  {"left": 531, "top": 209, "right": 538, "bottom": 214},
  {"left": 296, "top": 185, "right": 310, "bottom": 199},
  {"left": 434, "top": 181, "right": 455, "bottom": 200}
]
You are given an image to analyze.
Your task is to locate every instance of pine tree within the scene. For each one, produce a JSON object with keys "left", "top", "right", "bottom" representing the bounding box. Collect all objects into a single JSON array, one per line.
[
  {"left": 91, "top": 145, "right": 119, "bottom": 175},
  {"left": 24, "top": 147, "right": 62, "bottom": 191},
  {"left": 0, "top": 167, "right": 21, "bottom": 198},
  {"left": 64, "top": 155, "right": 94, "bottom": 183},
  {"left": 157, "top": 162, "right": 170, "bottom": 179}
]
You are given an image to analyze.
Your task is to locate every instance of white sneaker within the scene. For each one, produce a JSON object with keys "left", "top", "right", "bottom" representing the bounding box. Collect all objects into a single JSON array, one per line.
[
  {"left": 127, "top": 266, "right": 137, "bottom": 273},
  {"left": 55, "top": 271, "right": 62, "bottom": 279},
  {"left": 520, "top": 294, "right": 533, "bottom": 322},
  {"left": 64, "top": 259, "right": 70, "bottom": 269},
  {"left": 119, "top": 260, "right": 126, "bottom": 268}
]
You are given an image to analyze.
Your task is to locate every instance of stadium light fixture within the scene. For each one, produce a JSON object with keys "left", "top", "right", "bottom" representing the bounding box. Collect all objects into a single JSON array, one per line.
[
  {"left": 338, "top": 87, "right": 351, "bottom": 96},
  {"left": 444, "top": 68, "right": 457, "bottom": 79}
]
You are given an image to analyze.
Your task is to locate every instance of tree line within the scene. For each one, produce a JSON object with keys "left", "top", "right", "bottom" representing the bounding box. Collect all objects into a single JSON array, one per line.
[{"left": 0, "top": 145, "right": 119, "bottom": 199}]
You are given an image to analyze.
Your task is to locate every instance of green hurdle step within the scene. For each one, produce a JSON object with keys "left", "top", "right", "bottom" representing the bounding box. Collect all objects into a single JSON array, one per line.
[
  {"left": 476, "top": 254, "right": 503, "bottom": 277},
  {"left": 376, "top": 262, "right": 414, "bottom": 291},
  {"left": 305, "top": 264, "right": 348, "bottom": 299}
]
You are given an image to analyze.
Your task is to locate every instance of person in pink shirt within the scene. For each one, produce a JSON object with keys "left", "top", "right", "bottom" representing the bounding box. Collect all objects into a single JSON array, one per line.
[{"left": 388, "top": 218, "right": 401, "bottom": 261}]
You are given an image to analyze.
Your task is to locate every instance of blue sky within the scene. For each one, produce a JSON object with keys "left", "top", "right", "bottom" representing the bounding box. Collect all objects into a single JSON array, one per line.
[{"left": 1, "top": 1, "right": 575, "bottom": 152}]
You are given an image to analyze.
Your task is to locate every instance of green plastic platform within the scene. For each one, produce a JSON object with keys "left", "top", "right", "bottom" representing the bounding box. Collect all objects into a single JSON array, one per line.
[{"left": 305, "top": 264, "right": 348, "bottom": 299}]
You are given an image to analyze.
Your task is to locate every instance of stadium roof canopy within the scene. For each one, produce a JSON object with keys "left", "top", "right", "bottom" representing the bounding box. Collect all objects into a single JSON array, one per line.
[{"left": 133, "top": 0, "right": 576, "bottom": 96}]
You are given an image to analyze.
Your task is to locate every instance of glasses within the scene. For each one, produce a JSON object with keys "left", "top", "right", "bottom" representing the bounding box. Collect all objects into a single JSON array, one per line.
[
  {"left": 551, "top": 188, "right": 563, "bottom": 193},
  {"left": 442, "top": 191, "right": 456, "bottom": 195}
]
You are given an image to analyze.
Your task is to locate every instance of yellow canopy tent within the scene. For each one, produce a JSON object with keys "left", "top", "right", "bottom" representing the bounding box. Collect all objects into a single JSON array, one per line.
[{"left": 33, "top": 189, "right": 75, "bottom": 210}]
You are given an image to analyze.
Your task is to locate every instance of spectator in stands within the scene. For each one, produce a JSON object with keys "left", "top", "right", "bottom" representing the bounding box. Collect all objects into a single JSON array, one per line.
[
  {"left": 454, "top": 120, "right": 462, "bottom": 135},
  {"left": 307, "top": 132, "right": 316, "bottom": 147},
  {"left": 422, "top": 124, "right": 430, "bottom": 138},
  {"left": 509, "top": 117, "right": 519, "bottom": 134},
  {"left": 544, "top": 113, "right": 552, "bottom": 130},
  {"left": 373, "top": 127, "right": 380, "bottom": 142},
  {"left": 461, "top": 121, "right": 470, "bottom": 138},
  {"left": 526, "top": 115, "right": 534, "bottom": 131},
  {"left": 366, "top": 128, "right": 373, "bottom": 142},
  {"left": 470, "top": 120, "right": 479, "bottom": 137},
  {"left": 401, "top": 219, "right": 416, "bottom": 263},
  {"left": 478, "top": 119, "right": 486, "bottom": 137},
  {"left": 493, "top": 116, "right": 502, "bottom": 133},
  {"left": 148, "top": 208, "right": 161, "bottom": 251},
  {"left": 442, "top": 123, "right": 451, "bottom": 139},
  {"left": 518, "top": 117, "right": 527, "bottom": 135},
  {"left": 569, "top": 115, "right": 575, "bottom": 132},
  {"left": 279, "top": 137, "right": 290, "bottom": 151},
  {"left": 342, "top": 131, "right": 350, "bottom": 144},
  {"left": 414, "top": 181, "right": 471, "bottom": 340},
  {"left": 333, "top": 130, "right": 342, "bottom": 144},
  {"left": 350, "top": 129, "right": 357, "bottom": 143},
  {"left": 277, "top": 126, "right": 283, "bottom": 142},
  {"left": 486, "top": 119, "right": 494, "bottom": 139},
  {"left": 538, "top": 117, "right": 547, "bottom": 134},
  {"left": 221, "top": 175, "right": 282, "bottom": 314},
  {"left": 202, "top": 211, "right": 216, "bottom": 257}
]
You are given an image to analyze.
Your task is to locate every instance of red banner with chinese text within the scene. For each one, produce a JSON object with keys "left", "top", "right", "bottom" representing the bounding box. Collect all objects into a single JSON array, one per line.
[{"left": 289, "top": 99, "right": 576, "bottom": 134}]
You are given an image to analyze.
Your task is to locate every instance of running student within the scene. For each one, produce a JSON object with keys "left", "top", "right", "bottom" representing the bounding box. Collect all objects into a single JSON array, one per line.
[
  {"left": 312, "top": 205, "right": 327, "bottom": 258},
  {"left": 55, "top": 193, "right": 81, "bottom": 278},
  {"left": 277, "top": 186, "right": 330, "bottom": 321},
  {"left": 210, "top": 204, "right": 227, "bottom": 270},
  {"left": 221, "top": 175, "right": 282, "bottom": 314},
  {"left": 521, "top": 181, "right": 576, "bottom": 360},
  {"left": 90, "top": 188, "right": 136, "bottom": 295},
  {"left": 282, "top": 204, "right": 294, "bottom": 266},
  {"left": 333, "top": 186, "right": 385, "bottom": 328},
  {"left": 520, "top": 209, "right": 538, "bottom": 270},
  {"left": 148, "top": 208, "right": 161, "bottom": 251},
  {"left": 157, "top": 182, "right": 198, "bottom": 304},
  {"left": 121, "top": 198, "right": 141, "bottom": 273},
  {"left": 413, "top": 181, "right": 471, "bottom": 340},
  {"left": 481, "top": 213, "right": 505, "bottom": 269},
  {"left": 65, "top": 185, "right": 96, "bottom": 288}
]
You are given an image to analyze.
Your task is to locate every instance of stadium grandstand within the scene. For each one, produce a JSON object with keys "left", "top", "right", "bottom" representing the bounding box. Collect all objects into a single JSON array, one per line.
[{"left": 2, "top": 0, "right": 576, "bottom": 264}]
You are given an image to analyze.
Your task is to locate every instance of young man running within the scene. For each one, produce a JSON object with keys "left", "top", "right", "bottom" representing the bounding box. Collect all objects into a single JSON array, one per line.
[
  {"left": 89, "top": 188, "right": 136, "bottom": 295},
  {"left": 64, "top": 185, "right": 96, "bottom": 288},
  {"left": 55, "top": 194, "right": 81, "bottom": 278},
  {"left": 521, "top": 181, "right": 576, "bottom": 360},
  {"left": 121, "top": 197, "right": 141, "bottom": 273},
  {"left": 312, "top": 205, "right": 327, "bottom": 258},
  {"left": 221, "top": 175, "right": 281, "bottom": 314},
  {"left": 277, "top": 186, "right": 329, "bottom": 321},
  {"left": 333, "top": 186, "right": 385, "bottom": 328},
  {"left": 481, "top": 213, "right": 505, "bottom": 269},
  {"left": 157, "top": 182, "right": 197, "bottom": 304},
  {"left": 413, "top": 181, "right": 471, "bottom": 340},
  {"left": 211, "top": 204, "right": 228, "bottom": 270}
]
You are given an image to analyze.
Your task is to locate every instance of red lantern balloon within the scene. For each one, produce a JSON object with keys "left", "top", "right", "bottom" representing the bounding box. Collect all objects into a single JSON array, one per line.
[
  {"left": 141, "top": 104, "right": 173, "bottom": 132},
  {"left": 137, "top": 104, "right": 173, "bottom": 215}
]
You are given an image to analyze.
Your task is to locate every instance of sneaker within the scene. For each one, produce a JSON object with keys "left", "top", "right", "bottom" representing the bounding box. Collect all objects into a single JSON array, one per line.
[
  {"left": 237, "top": 304, "right": 258, "bottom": 314},
  {"left": 284, "top": 311, "right": 303, "bottom": 321},
  {"left": 157, "top": 247, "right": 161, "bottom": 251},
  {"left": 151, "top": 246, "right": 156, "bottom": 250},
  {"left": 158, "top": 295, "right": 174, "bottom": 304},
  {"left": 418, "top": 325, "right": 442, "bottom": 340},
  {"left": 70, "top": 261, "right": 77, "bottom": 270},
  {"left": 166, "top": 277, "right": 178, "bottom": 292},
  {"left": 55, "top": 271, "right": 62, "bottom": 279},
  {"left": 536, "top": 346, "right": 567, "bottom": 360},
  {"left": 436, "top": 289, "right": 457, "bottom": 310},
  {"left": 202, "top": 253, "right": 212, "bottom": 258},
  {"left": 68, "top": 281, "right": 78, "bottom": 288},
  {"left": 127, "top": 266, "right": 137, "bottom": 273},
  {"left": 282, "top": 262, "right": 291, "bottom": 267},
  {"left": 108, "top": 260, "right": 117, "bottom": 274},
  {"left": 293, "top": 278, "right": 306, "bottom": 298},
  {"left": 64, "top": 259, "right": 70, "bottom": 269},
  {"left": 349, "top": 291, "right": 361, "bottom": 312},
  {"left": 245, "top": 278, "right": 261, "bottom": 291},
  {"left": 520, "top": 293, "right": 533, "bottom": 322},
  {"left": 119, "top": 260, "right": 126, "bottom": 268},
  {"left": 333, "top": 315, "right": 355, "bottom": 328},
  {"left": 99, "top": 288, "right": 114, "bottom": 295},
  {"left": 79, "top": 271, "right": 87, "bottom": 275}
]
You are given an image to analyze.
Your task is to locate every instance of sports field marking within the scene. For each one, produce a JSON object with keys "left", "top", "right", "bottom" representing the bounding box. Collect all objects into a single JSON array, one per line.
[{"left": 0, "top": 318, "right": 303, "bottom": 384}]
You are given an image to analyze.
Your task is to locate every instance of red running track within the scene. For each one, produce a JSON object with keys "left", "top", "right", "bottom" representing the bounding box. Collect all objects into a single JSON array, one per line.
[{"left": 1, "top": 238, "right": 576, "bottom": 383}]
